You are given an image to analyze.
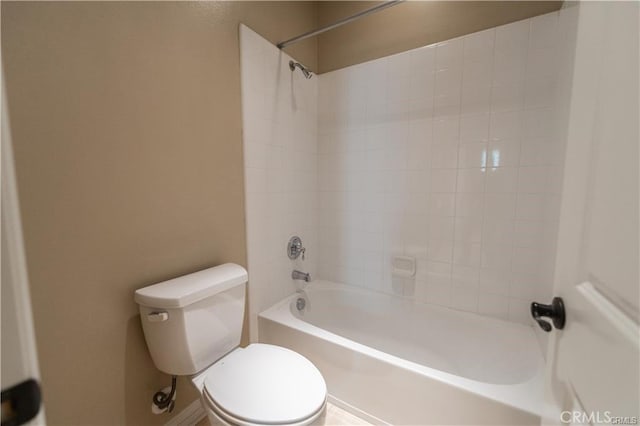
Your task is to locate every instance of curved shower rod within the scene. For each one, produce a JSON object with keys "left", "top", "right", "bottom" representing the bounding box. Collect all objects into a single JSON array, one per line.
[{"left": 277, "top": 0, "right": 405, "bottom": 49}]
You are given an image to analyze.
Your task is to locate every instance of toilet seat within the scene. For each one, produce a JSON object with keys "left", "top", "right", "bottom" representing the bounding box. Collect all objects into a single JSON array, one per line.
[
  {"left": 202, "top": 344, "right": 327, "bottom": 426},
  {"left": 203, "top": 387, "right": 326, "bottom": 426}
]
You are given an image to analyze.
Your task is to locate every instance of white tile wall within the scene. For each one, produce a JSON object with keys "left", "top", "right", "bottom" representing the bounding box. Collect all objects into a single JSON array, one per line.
[
  {"left": 241, "top": 11, "right": 575, "bottom": 332},
  {"left": 240, "top": 25, "right": 318, "bottom": 339},
  {"left": 317, "top": 12, "right": 568, "bottom": 324}
]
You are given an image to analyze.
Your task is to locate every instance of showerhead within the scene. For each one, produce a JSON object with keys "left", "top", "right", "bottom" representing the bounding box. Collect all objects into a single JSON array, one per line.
[{"left": 289, "top": 60, "right": 313, "bottom": 79}]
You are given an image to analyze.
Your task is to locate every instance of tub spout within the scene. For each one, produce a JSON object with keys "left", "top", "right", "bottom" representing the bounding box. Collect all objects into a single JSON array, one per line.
[{"left": 292, "top": 270, "right": 311, "bottom": 282}]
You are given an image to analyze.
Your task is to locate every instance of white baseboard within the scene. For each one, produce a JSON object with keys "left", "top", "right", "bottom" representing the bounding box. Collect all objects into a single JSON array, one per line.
[{"left": 165, "top": 399, "right": 206, "bottom": 426}]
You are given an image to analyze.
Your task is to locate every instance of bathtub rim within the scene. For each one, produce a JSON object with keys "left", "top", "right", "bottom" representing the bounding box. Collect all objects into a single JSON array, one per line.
[{"left": 258, "top": 280, "right": 548, "bottom": 418}]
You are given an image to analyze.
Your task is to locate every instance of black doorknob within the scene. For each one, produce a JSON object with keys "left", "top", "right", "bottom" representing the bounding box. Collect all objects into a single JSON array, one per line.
[{"left": 531, "top": 297, "right": 565, "bottom": 332}]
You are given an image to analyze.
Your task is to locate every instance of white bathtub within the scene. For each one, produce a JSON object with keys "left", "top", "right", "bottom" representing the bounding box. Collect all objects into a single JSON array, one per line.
[{"left": 258, "top": 281, "right": 546, "bottom": 425}]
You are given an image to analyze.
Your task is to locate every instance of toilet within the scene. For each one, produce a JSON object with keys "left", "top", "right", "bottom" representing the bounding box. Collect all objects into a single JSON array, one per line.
[{"left": 134, "top": 263, "right": 327, "bottom": 426}]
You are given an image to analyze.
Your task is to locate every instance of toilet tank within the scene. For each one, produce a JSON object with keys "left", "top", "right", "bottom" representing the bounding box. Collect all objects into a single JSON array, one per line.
[{"left": 134, "top": 263, "right": 247, "bottom": 376}]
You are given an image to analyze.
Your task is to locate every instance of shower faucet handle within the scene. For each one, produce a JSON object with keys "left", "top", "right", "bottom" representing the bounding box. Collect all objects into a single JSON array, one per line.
[{"left": 287, "top": 236, "right": 306, "bottom": 260}]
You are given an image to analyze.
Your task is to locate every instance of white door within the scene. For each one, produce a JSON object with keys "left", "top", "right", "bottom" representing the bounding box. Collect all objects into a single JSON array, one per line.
[
  {"left": 1, "top": 66, "right": 45, "bottom": 425},
  {"left": 544, "top": 1, "right": 639, "bottom": 424}
]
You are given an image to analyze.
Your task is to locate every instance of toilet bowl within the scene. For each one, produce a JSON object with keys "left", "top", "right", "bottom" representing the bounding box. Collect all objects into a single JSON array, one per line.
[
  {"left": 134, "top": 264, "right": 327, "bottom": 425},
  {"left": 193, "top": 344, "right": 327, "bottom": 426}
]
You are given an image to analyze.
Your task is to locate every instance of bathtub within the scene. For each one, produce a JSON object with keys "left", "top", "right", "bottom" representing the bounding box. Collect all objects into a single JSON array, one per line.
[{"left": 258, "top": 281, "right": 546, "bottom": 425}]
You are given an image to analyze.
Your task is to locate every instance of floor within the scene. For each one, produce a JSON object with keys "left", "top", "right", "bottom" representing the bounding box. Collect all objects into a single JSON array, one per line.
[
  {"left": 322, "top": 403, "right": 373, "bottom": 425},
  {"left": 195, "top": 402, "right": 372, "bottom": 425}
]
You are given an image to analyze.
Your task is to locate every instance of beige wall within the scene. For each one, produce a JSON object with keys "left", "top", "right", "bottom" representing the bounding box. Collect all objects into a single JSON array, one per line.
[
  {"left": 1, "top": 2, "right": 316, "bottom": 425},
  {"left": 315, "top": 1, "right": 562, "bottom": 73}
]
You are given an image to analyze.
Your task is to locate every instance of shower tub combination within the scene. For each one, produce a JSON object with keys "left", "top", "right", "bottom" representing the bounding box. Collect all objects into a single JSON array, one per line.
[{"left": 259, "top": 281, "right": 545, "bottom": 425}]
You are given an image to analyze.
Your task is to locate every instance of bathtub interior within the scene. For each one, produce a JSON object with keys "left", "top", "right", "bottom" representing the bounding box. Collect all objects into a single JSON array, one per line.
[
  {"left": 259, "top": 284, "right": 547, "bottom": 422},
  {"left": 292, "top": 283, "right": 542, "bottom": 386}
]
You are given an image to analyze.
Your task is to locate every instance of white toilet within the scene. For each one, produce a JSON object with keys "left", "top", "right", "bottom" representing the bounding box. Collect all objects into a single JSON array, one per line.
[{"left": 134, "top": 263, "right": 327, "bottom": 426}]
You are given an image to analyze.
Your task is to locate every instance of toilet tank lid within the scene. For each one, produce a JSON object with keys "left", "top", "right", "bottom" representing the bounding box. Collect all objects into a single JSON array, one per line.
[{"left": 134, "top": 263, "right": 247, "bottom": 309}]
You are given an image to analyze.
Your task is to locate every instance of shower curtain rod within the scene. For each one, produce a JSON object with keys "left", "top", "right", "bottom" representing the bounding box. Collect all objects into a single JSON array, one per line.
[{"left": 277, "top": 0, "right": 405, "bottom": 49}]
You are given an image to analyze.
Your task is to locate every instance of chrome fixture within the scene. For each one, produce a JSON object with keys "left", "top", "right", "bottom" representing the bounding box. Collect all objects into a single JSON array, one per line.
[
  {"left": 289, "top": 61, "right": 313, "bottom": 79},
  {"left": 287, "top": 236, "right": 306, "bottom": 260},
  {"left": 277, "top": 0, "right": 405, "bottom": 49},
  {"left": 296, "top": 297, "right": 306, "bottom": 311},
  {"left": 292, "top": 270, "right": 311, "bottom": 282}
]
